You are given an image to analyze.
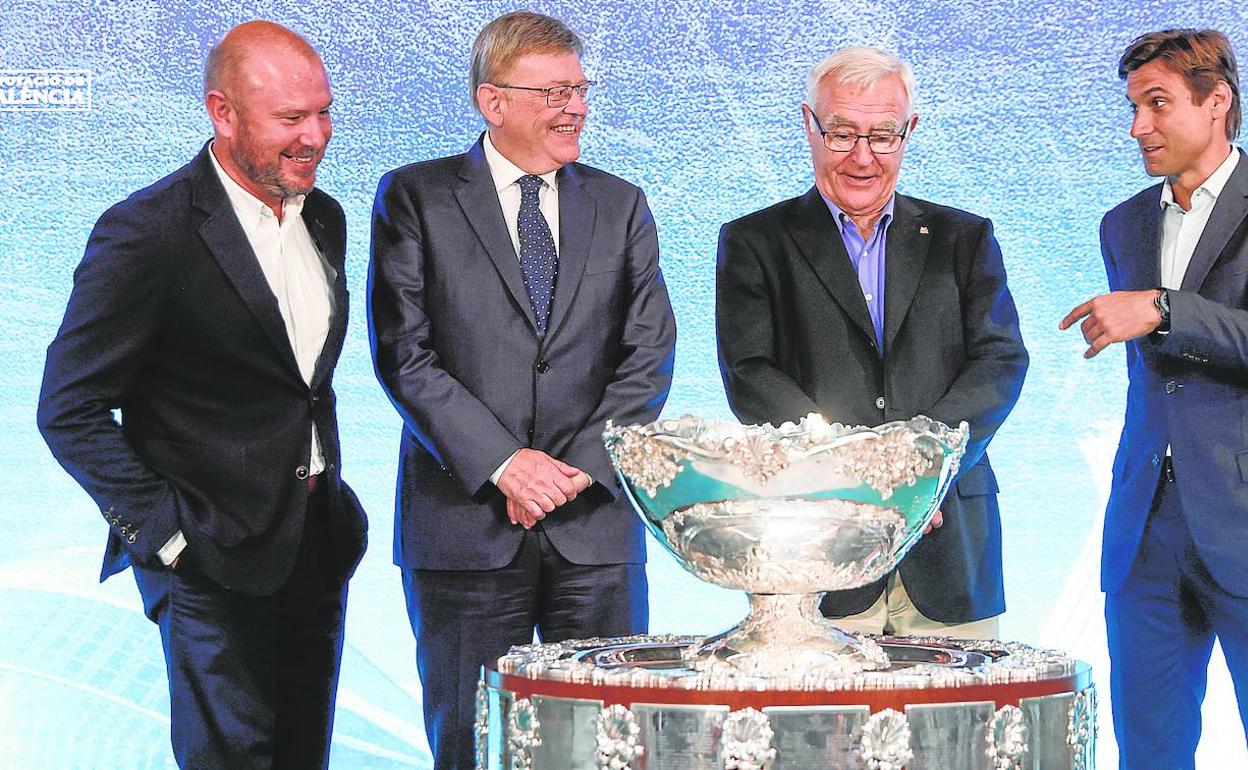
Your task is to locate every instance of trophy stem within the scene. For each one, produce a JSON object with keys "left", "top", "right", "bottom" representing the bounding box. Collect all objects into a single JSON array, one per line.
[{"left": 683, "top": 592, "right": 890, "bottom": 676}]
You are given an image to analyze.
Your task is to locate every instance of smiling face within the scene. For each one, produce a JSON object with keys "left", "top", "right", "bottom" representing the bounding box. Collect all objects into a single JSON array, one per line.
[
  {"left": 1126, "top": 58, "right": 1232, "bottom": 190},
  {"left": 479, "top": 50, "right": 587, "bottom": 174},
  {"left": 207, "top": 45, "right": 333, "bottom": 212},
  {"left": 806, "top": 74, "right": 915, "bottom": 232}
]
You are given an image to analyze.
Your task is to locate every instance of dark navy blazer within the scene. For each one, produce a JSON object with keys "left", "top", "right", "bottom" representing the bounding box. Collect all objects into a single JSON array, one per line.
[
  {"left": 1101, "top": 151, "right": 1248, "bottom": 597},
  {"left": 38, "top": 144, "right": 368, "bottom": 596},
  {"left": 369, "top": 138, "right": 677, "bottom": 571}
]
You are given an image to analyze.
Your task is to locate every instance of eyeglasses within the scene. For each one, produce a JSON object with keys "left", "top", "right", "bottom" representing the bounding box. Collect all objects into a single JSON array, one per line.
[
  {"left": 807, "top": 108, "right": 910, "bottom": 154},
  {"left": 495, "top": 81, "right": 594, "bottom": 108}
]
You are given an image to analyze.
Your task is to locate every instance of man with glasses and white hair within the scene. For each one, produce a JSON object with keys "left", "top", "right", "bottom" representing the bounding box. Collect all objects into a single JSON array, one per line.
[
  {"left": 369, "top": 10, "right": 676, "bottom": 768},
  {"left": 716, "top": 46, "right": 1028, "bottom": 639}
]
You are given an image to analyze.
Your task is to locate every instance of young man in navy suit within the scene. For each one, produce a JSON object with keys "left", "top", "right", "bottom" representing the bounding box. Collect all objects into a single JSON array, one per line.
[
  {"left": 369, "top": 11, "right": 676, "bottom": 769},
  {"left": 1062, "top": 28, "right": 1248, "bottom": 769},
  {"left": 38, "top": 21, "right": 366, "bottom": 769}
]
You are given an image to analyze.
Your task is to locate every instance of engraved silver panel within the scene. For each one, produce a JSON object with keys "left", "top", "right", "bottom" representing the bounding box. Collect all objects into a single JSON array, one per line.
[
  {"left": 906, "top": 701, "right": 995, "bottom": 770},
  {"left": 528, "top": 694, "right": 604, "bottom": 770},
  {"left": 762, "top": 705, "right": 869, "bottom": 769},
  {"left": 1021, "top": 693, "right": 1075, "bottom": 770},
  {"left": 633, "top": 703, "right": 729, "bottom": 770}
]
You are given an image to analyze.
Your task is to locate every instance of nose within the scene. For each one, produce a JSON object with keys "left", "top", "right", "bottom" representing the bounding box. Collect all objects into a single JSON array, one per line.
[
  {"left": 848, "top": 135, "right": 875, "bottom": 164},
  {"left": 302, "top": 114, "right": 331, "bottom": 147},
  {"left": 563, "top": 88, "right": 588, "bottom": 117},
  {"left": 1130, "top": 110, "right": 1151, "bottom": 139}
]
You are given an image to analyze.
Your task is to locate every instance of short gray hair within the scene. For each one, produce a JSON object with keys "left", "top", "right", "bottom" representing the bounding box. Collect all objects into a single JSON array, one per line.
[
  {"left": 469, "top": 11, "right": 583, "bottom": 114},
  {"left": 806, "top": 46, "right": 917, "bottom": 118}
]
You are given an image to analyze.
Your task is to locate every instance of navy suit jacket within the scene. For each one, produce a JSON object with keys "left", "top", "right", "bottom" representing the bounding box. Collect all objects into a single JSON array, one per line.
[
  {"left": 37, "top": 144, "right": 368, "bottom": 596},
  {"left": 369, "top": 138, "right": 676, "bottom": 571},
  {"left": 717, "top": 189, "right": 1028, "bottom": 622},
  {"left": 1101, "top": 151, "right": 1248, "bottom": 597}
]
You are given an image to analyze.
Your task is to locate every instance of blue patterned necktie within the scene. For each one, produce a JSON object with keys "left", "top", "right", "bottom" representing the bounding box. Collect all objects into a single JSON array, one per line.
[{"left": 516, "top": 174, "right": 558, "bottom": 335}]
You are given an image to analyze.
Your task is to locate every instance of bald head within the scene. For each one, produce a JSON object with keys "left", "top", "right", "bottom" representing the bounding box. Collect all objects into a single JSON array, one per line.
[
  {"left": 204, "top": 21, "right": 321, "bottom": 98},
  {"left": 202, "top": 20, "right": 333, "bottom": 217}
]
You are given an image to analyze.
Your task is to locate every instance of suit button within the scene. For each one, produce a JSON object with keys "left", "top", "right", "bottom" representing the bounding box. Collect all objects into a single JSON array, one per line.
[
  {"left": 1151, "top": 453, "right": 1161, "bottom": 467},
  {"left": 1164, "top": 380, "right": 1179, "bottom": 394},
  {"left": 312, "top": 394, "right": 320, "bottom": 403},
  {"left": 535, "top": 360, "right": 550, "bottom": 374},
  {"left": 295, "top": 465, "right": 309, "bottom": 480},
  {"left": 875, "top": 396, "right": 885, "bottom": 410}
]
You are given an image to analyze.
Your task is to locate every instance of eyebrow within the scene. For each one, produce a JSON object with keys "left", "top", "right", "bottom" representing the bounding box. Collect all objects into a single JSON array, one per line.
[{"left": 826, "top": 114, "right": 902, "bottom": 131}]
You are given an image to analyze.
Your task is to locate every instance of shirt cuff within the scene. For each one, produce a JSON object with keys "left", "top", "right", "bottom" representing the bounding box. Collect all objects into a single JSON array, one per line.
[
  {"left": 490, "top": 450, "right": 521, "bottom": 486},
  {"left": 157, "top": 529, "right": 187, "bottom": 566}
]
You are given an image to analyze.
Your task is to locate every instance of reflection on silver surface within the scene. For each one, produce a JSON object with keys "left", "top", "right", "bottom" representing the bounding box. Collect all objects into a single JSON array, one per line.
[
  {"left": 604, "top": 414, "right": 966, "bottom": 675},
  {"left": 498, "top": 636, "right": 1073, "bottom": 692}
]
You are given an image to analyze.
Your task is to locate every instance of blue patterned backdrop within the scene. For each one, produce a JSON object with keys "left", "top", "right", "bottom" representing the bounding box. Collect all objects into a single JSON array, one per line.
[{"left": 4, "top": 1, "right": 1248, "bottom": 766}]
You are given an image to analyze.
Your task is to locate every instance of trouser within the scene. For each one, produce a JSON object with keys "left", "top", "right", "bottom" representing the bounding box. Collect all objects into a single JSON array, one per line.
[
  {"left": 132, "top": 490, "right": 349, "bottom": 769},
  {"left": 829, "top": 570, "right": 1001, "bottom": 639},
  {"left": 1106, "top": 459, "right": 1248, "bottom": 770},
  {"left": 404, "top": 526, "right": 646, "bottom": 770}
]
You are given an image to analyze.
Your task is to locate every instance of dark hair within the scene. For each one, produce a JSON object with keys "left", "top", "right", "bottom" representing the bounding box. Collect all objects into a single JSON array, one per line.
[{"left": 1119, "top": 28, "right": 1241, "bottom": 140}]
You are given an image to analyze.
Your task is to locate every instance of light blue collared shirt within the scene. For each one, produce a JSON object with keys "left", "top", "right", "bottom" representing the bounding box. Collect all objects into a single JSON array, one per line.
[{"left": 820, "top": 194, "right": 895, "bottom": 354}]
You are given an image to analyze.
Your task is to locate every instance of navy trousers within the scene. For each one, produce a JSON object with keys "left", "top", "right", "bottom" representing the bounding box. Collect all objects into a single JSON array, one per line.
[
  {"left": 1106, "top": 463, "right": 1248, "bottom": 769},
  {"left": 133, "top": 490, "right": 349, "bottom": 770},
  {"left": 404, "top": 526, "right": 647, "bottom": 770}
]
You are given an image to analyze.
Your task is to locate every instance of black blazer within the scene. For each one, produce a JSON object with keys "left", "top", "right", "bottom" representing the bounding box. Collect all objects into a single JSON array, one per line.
[
  {"left": 38, "top": 143, "right": 367, "bottom": 596},
  {"left": 369, "top": 138, "right": 676, "bottom": 571},
  {"left": 716, "top": 188, "right": 1028, "bottom": 622}
]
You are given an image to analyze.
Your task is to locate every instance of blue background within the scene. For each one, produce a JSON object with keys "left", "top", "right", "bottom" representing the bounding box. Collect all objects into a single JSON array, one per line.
[{"left": 3, "top": 1, "right": 1248, "bottom": 766}]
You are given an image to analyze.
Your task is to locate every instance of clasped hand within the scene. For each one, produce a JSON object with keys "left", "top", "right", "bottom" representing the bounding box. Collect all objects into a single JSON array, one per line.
[
  {"left": 496, "top": 447, "right": 592, "bottom": 529},
  {"left": 1059, "top": 289, "right": 1163, "bottom": 358}
]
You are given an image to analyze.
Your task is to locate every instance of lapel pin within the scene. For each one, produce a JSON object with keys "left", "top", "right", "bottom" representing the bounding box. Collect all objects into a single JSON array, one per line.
[{"left": 919, "top": 226, "right": 929, "bottom": 235}]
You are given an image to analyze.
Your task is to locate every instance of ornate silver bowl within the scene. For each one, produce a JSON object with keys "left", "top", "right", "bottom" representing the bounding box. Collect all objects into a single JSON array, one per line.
[{"left": 603, "top": 413, "right": 967, "bottom": 677}]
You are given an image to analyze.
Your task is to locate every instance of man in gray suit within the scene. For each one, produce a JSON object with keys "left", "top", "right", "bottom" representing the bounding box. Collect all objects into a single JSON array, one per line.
[
  {"left": 717, "top": 46, "right": 1028, "bottom": 638},
  {"left": 369, "top": 11, "right": 676, "bottom": 768},
  {"left": 1061, "top": 28, "right": 1248, "bottom": 769}
]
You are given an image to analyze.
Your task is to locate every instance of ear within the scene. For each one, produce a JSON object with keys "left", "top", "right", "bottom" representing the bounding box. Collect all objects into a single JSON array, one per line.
[
  {"left": 1209, "top": 80, "right": 1233, "bottom": 122},
  {"left": 907, "top": 112, "right": 920, "bottom": 135},
  {"left": 477, "top": 83, "right": 505, "bottom": 128},
  {"left": 801, "top": 102, "right": 813, "bottom": 133},
  {"left": 205, "top": 89, "right": 236, "bottom": 139}
]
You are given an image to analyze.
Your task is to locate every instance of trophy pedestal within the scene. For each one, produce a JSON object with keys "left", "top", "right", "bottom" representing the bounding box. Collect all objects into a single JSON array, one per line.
[
  {"left": 685, "top": 593, "right": 889, "bottom": 676},
  {"left": 479, "top": 635, "right": 1096, "bottom": 770}
]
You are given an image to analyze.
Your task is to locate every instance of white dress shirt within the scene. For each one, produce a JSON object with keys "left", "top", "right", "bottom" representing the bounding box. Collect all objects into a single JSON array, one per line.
[
  {"left": 1160, "top": 147, "right": 1240, "bottom": 289},
  {"left": 157, "top": 145, "right": 336, "bottom": 565},
  {"left": 481, "top": 132, "right": 564, "bottom": 486}
]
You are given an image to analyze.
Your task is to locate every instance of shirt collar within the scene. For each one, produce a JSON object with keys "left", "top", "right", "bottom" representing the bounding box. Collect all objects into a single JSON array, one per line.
[
  {"left": 1160, "top": 147, "right": 1240, "bottom": 210},
  {"left": 483, "top": 131, "right": 560, "bottom": 194},
  {"left": 207, "top": 141, "right": 305, "bottom": 230},
  {"left": 820, "top": 192, "right": 896, "bottom": 240}
]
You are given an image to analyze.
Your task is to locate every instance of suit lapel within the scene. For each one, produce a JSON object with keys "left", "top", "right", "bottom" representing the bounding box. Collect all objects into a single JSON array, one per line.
[
  {"left": 306, "top": 198, "right": 347, "bottom": 392},
  {"left": 883, "top": 195, "right": 931, "bottom": 350},
  {"left": 546, "top": 163, "right": 594, "bottom": 341},
  {"left": 191, "top": 148, "right": 303, "bottom": 380},
  {"left": 1133, "top": 194, "right": 1162, "bottom": 290},
  {"left": 452, "top": 138, "right": 539, "bottom": 332},
  {"left": 786, "top": 187, "right": 876, "bottom": 344},
  {"left": 1182, "top": 151, "right": 1248, "bottom": 292}
]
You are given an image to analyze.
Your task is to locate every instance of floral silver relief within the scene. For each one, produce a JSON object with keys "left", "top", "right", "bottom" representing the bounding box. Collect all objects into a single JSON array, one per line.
[
  {"left": 986, "top": 704, "right": 1028, "bottom": 770},
  {"left": 474, "top": 680, "right": 490, "bottom": 770},
  {"left": 858, "top": 708, "right": 914, "bottom": 770},
  {"left": 595, "top": 704, "right": 642, "bottom": 770},
  {"left": 720, "top": 707, "right": 777, "bottom": 770},
  {"left": 1067, "top": 686, "right": 1097, "bottom": 770},
  {"left": 604, "top": 413, "right": 967, "bottom": 677},
  {"left": 505, "top": 697, "right": 541, "bottom": 770}
]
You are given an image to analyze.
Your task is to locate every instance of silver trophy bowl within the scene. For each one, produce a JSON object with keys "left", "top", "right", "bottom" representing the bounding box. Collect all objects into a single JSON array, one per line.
[{"left": 603, "top": 413, "right": 967, "bottom": 677}]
